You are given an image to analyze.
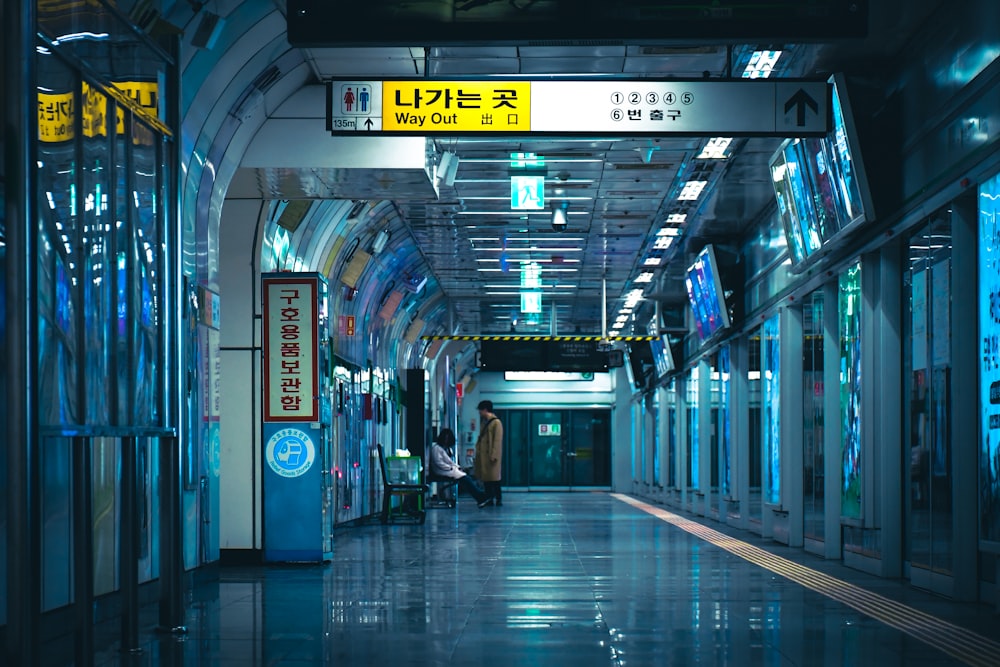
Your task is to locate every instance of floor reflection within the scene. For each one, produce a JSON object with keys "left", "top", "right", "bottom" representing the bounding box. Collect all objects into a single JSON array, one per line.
[{"left": 86, "top": 492, "right": 998, "bottom": 667}]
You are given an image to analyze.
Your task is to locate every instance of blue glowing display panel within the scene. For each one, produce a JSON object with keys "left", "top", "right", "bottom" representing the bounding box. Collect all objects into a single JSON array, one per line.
[
  {"left": 650, "top": 335, "right": 675, "bottom": 381},
  {"left": 979, "top": 172, "right": 1000, "bottom": 543},
  {"left": 769, "top": 75, "right": 873, "bottom": 267},
  {"left": 685, "top": 244, "right": 730, "bottom": 342},
  {"left": 762, "top": 314, "right": 781, "bottom": 505}
]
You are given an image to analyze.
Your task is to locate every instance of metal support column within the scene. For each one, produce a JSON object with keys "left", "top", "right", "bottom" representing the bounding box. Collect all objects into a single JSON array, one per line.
[
  {"left": 4, "top": 0, "right": 40, "bottom": 663},
  {"left": 951, "top": 194, "right": 979, "bottom": 601},
  {"left": 781, "top": 304, "right": 804, "bottom": 547}
]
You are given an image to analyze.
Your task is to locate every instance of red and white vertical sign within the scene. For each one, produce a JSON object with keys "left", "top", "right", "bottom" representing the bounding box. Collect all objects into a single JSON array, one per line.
[{"left": 263, "top": 275, "right": 319, "bottom": 422}]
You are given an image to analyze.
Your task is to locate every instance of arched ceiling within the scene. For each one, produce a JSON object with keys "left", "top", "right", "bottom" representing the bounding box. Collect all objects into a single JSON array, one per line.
[{"left": 151, "top": 0, "right": 945, "bottom": 344}]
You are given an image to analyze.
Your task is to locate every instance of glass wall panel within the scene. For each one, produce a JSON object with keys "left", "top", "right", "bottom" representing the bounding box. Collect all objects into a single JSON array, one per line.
[
  {"left": 667, "top": 379, "right": 677, "bottom": 488},
  {"left": 652, "top": 391, "right": 661, "bottom": 486},
  {"left": 38, "top": 55, "right": 80, "bottom": 426},
  {"left": 762, "top": 313, "right": 781, "bottom": 504},
  {"left": 629, "top": 402, "right": 637, "bottom": 482},
  {"left": 687, "top": 366, "right": 700, "bottom": 490},
  {"left": 748, "top": 329, "right": 763, "bottom": 523},
  {"left": 130, "top": 120, "right": 162, "bottom": 426},
  {"left": 638, "top": 400, "right": 647, "bottom": 485},
  {"left": 803, "top": 290, "right": 826, "bottom": 541},
  {"left": 905, "top": 214, "right": 953, "bottom": 573},
  {"left": 840, "top": 262, "right": 863, "bottom": 519},
  {"left": 568, "top": 410, "right": 611, "bottom": 486},
  {"left": 93, "top": 437, "right": 120, "bottom": 596},
  {"left": 718, "top": 346, "right": 732, "bottom": 497},
  {"left": 138, "top": 437, "right": 161, "bottom": 583},
  {"left": 115, "top": 107, "right": 132, "bottom": 424},
  {"left": 37, "top": 0, "right": 169, "bottom": 129},
  {"left": 979, "top": 172, "right": 1000, "bottom": 544},
  {"left": 82, "top": 80, "right": 113, "bottom": 424},
  {"left": 41, "top": 437, "right": 73, "bottom": 611},
  {"left": 1, "top": 208, "right": 6, "bottom": 625}
]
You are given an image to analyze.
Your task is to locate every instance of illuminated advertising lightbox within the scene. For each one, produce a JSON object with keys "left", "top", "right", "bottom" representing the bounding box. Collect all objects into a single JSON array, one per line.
[{"left": 979, "top": 172, "right": 1000, "bottom": 543}]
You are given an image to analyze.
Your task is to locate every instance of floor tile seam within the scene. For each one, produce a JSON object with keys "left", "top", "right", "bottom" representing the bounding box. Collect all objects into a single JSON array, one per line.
[
  {"left": 562, "top": 506, "right": 626, "bottom": 667},
  {"left": 611, "top": 493, "right": 1000, "bottom": 667}
]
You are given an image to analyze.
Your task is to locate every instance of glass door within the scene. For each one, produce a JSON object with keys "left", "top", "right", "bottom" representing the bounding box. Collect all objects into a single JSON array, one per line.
[
  {"left": 904, "top": 212, "right": 953, "bottom": 577},
  {"left": 803, "top": 290, "right": 826, "bottom": 542},
  {"left": 500, "top": 409, "right": 612, "bottom": 487}
]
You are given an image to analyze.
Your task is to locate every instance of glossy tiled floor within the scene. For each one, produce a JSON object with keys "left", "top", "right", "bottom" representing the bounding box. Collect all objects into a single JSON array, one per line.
[{"left": 94, "top": 493, "right": 1000, "bottom": 666}]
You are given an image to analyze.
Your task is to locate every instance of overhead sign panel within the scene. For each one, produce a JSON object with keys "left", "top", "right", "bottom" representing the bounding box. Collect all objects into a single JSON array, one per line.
[{"left": 327, "top": 79, "right": 829, "bottom": 137}]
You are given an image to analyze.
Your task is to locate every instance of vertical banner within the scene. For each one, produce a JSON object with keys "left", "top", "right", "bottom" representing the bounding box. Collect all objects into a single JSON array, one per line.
[
  {"left": 263, "top": 274, "right": 319, "bottom": 422},
  {"left": 979, "top": 173, "right": 1000, "bottom": 543}
]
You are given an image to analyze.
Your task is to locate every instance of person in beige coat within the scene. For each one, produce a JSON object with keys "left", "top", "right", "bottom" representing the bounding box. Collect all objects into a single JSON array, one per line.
[{"left": 474, "top": 400, "right": 504, "bottom": 506}]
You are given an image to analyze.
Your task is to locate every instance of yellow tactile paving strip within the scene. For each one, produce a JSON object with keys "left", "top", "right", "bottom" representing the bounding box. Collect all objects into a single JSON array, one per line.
[{"left": 612, "top": 493, "right": 1000, "bottom": 667}]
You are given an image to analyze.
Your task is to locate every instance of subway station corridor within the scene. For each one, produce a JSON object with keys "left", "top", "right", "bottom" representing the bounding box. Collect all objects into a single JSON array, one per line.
[{"left": 88, "top": 493, "right": 1000, "bottom": 667}]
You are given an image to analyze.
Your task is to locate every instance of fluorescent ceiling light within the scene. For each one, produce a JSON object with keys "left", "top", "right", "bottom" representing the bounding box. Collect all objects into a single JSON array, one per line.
[
  {"left": 462, "top": 157, "right": 602, "bottom": 164},
  {"left": 457, "top": 210, "right": 589, "bottom": 216},
  {"left": 743, "top": 50, "right": 782, "bottom": 79},
  {"left": 477, "top": 247, "right": 583, "bottom": 252},
  {"left": 678, "top": 181, "right": 708, "bottom": 201},
  {"left": 667, "top": 213, "right": 687, "bottom": 223},
  {"left": 635, "top": 272, "right": 655, "bottom": 284},
  {"left": 654, "top": 237, "right": 673, "bottom": 250},
  {"left": 657, "top": 227, "right": 681, "bottom": 236},
  {"left": 644, "top": 257, "right": 662, "bottom": 266},
  {"left": 697, "top": 137, "right": 733, "bottom": 159},
  {"left": 472, "top": 194, "right": 589, "bottom": 202}
]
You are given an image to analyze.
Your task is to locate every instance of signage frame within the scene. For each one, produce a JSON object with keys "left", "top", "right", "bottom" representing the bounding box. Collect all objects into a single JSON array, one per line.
[{"left": 326, "top": 77, "right": 831, "bottom": 138}]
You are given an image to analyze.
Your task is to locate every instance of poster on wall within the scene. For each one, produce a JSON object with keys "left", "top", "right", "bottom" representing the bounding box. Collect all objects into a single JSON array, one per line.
[
  {"left": 762, "top": 314, "right": 781, "bottom": 505},
  {"left": 979, "top": 173, "right": 1000, "bottom": 544},
  {"left": 840, "top": 262, "right": 862, "bottom": 519}
]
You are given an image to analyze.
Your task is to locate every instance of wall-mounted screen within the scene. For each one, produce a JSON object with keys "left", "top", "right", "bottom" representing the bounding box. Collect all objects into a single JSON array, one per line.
[
  {"left": 769, "top": 74, "right": 874, "bottom": 268},
  {"left": 479, "top": 339, "right": 609, "bottom": 372},
  {"left": 686, "top": 244, "right": 731, "bottom": 342},
  {"left": 649, "top": 335, "right": 675, "bottom": 381},
  {"left": 626, "top": 340, "right": 654, "bottom": 390}
]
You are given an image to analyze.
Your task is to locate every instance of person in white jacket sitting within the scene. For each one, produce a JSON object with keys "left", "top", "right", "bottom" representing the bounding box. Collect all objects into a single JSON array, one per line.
[{"left": 429, "top": 428, "right": 492, "bottom": 508}]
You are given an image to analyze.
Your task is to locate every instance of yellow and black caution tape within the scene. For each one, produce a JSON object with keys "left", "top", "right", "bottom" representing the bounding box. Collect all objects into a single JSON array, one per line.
[{"left": 419, "top": 335, "right": 656, "bottom": 342}]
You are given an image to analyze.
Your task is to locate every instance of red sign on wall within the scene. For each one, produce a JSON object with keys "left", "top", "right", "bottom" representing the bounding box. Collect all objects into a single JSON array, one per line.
[{"left": 263, "top": 274, "right": 320, "bottom": 422}]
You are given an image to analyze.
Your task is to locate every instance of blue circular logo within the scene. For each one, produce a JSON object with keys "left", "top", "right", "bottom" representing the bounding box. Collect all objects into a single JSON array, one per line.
[{"left": 265, "top": 428, "right": 316, "bottom": 478}]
